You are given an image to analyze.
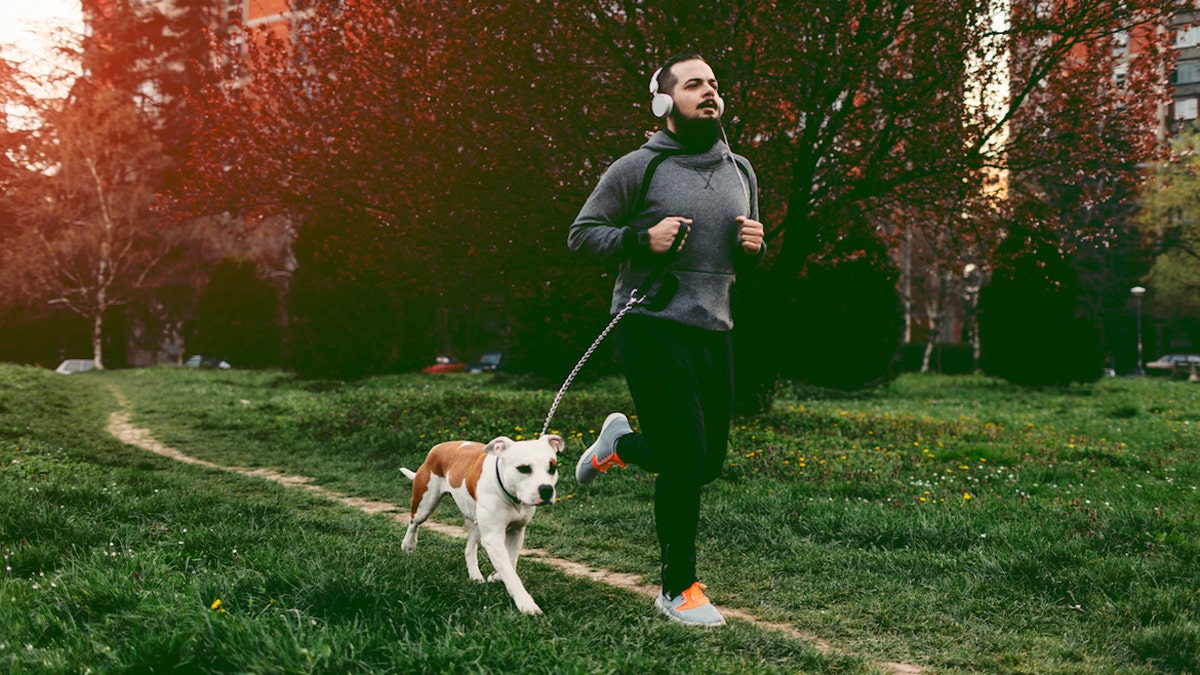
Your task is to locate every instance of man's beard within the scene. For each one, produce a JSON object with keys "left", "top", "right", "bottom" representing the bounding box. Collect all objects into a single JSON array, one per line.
[{"left": 671, "top": 113, "right": 722, "bottom": 151}]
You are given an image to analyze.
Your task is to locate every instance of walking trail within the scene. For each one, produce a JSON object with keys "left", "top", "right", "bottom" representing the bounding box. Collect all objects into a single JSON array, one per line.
[{"left": 106, "top": 389, "right": 921, "bottom": 675}]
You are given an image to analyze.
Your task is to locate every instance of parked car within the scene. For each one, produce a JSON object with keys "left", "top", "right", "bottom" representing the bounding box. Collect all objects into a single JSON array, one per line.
[
  {"left": 422, "top": 355, "right": 467, "bottom": 374},
  {"left": 55, "top": 359, "right": 96, "bottom": 374},
  {"left": 1145, "top": 354, "right": 1200, "bottom": 373},
  {"left": 184, "top": 355, "right": 232, "bottom": 369},
  {"left": 467, "top": 352, "right": 503, "bottom": 373}
]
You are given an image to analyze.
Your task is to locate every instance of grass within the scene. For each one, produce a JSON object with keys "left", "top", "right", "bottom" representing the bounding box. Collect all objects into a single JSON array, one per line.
[{"left": 3, "top": 364, "right": 1199, "bottom": 673}]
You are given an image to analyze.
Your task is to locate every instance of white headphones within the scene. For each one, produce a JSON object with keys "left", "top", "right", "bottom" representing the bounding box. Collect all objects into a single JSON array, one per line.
[{"left": 649, "top": 66, "right": 725, "bottom": 118}]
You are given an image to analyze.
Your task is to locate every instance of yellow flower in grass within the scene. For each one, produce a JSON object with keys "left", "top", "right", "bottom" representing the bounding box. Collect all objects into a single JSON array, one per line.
[
  {"left": 963, "top": 492, "right": 972, "bottom": 501},
  {"left": 210, "top": 599, "right": 222, "bottom": 610}
]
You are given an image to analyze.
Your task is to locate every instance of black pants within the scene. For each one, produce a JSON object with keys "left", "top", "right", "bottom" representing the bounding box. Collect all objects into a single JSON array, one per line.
[{"left": 613, "top": 315, "right": 733, "bottom": 597}]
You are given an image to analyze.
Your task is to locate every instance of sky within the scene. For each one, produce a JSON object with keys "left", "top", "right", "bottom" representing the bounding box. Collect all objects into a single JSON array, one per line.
[
  {"left": 0, "top": 0, "right": 84, "bottom": 80},
  {"left": 1, "top": 0, "right": 85, "bottom": 125}
]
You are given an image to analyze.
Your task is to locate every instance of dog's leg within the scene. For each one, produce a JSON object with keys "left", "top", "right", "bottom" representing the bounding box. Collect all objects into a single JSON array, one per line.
[
  {"left": 464, "top": 517, "right": 485, "bottom": 583},
  {"left": 487, "top": 524, "right": 527, "bottom": 584},
  {"left": 507, "top": 525, "right": 527, "bottom": 572},
  {"left": 402, "top": 479, "right": 444, "bottom": 554},
  {"left": 479, "top": 528, "right": 540, "bottom": 615}
]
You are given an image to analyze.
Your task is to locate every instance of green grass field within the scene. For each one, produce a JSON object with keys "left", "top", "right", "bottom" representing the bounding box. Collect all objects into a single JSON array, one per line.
[{"left": 2, "top": 364, "right": 1197, "bottom": 673}]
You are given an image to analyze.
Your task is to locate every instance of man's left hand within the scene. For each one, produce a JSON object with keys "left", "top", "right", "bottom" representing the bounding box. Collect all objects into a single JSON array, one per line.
[{"left": 737, "top": 217, "right": 765, "bottom": 254}]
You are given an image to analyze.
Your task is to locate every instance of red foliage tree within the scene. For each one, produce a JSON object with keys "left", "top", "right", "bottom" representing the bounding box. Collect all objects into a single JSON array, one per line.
[{"left": 176, "top": 0, "right": 1192, "bottom": 391}]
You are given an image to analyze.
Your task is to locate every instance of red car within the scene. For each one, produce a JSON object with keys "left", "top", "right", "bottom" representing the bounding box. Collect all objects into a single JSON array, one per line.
[{"left": 422, "top": 355, "right": 467, "bottom": 374}]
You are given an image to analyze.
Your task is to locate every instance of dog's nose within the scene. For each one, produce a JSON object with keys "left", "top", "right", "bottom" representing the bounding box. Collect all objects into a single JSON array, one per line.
[{"left": 539, "top": 485, "right": 555, "bottom": 503}]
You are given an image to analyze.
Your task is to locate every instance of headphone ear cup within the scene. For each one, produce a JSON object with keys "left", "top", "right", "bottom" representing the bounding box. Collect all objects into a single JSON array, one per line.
[
  {"left": 651, "top": 93, "right": 673, "bottom": 118},
  {"left": 716, "top": 94, "right": 725, "bottom": 116},
  {"left": 649, "top": 67, "right": 672, "bottom": 118}
]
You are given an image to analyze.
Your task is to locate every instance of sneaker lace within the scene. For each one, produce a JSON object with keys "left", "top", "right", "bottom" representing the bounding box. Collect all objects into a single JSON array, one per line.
[
  {"left": 592, "top": 450, "right": 625, "bottom": 472},
  {"left": 676, "top": 583, "right": 711, "bottom": 611}
]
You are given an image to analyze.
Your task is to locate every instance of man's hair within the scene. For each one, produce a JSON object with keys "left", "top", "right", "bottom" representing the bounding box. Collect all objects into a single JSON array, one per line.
[{"left": 655, "top": 53, "right": 708, "bottom": 96}]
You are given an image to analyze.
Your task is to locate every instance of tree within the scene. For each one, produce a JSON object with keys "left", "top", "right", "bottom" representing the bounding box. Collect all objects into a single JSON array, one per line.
[
  {"left": 1135, "top": 125, "right": 1200, "bottom": 348},
  {"left": 0, "top": 84, "right": 181, "bottom": 369},
  {"left": 176, "top": 0, "right": 1190, "bottom": 399},
  {"left": 178, "top": 0, "right": 647, "bottom": 373},
  {"left": 0, "top": 0, "right": 250, "bottom": 368},
  {"left": 80, "top": 0, "right": 229, "bottom": 182}
]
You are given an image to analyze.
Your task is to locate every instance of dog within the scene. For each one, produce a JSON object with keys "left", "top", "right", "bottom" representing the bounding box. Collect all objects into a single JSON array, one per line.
[{"left": 400, "top": 434, "right": 562, "bottom": 615}]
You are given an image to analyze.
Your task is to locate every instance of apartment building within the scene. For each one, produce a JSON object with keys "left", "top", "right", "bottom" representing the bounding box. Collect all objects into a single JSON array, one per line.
[{"left": 1169, "top": 9, "right": 1200, "bottom": 129}]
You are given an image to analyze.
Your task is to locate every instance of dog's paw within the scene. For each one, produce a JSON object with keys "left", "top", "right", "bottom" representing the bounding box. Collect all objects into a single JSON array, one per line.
[
  {"left": 516, "top": 600, "right": 542, "bottom": 615},
  {"left": 469, "top": 572, "right": 486, "bottom": 584},
  {"left": 486, "top": 571, "right": 502, "bottom": 584}
]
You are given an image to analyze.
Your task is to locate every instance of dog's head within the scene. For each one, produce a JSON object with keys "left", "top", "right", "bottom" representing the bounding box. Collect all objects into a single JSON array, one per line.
[{"left": 484, "top": 434, "right": 562, "bottom": 505}]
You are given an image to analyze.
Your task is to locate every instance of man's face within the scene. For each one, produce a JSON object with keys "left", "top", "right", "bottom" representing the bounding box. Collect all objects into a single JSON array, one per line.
[{"left": 665, "top": 59, "right": 721, "bottom": 132}]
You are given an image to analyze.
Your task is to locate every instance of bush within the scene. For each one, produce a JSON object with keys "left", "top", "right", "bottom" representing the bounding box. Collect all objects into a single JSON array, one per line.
[
  {"left": 504, "top": 270, "right": 620, "bottom": 383},
  {"left": 282, "top": 211, "right": 425, "bottom": 379},
  {"left": 188, "top": 258, "right": 281, "bottom": 368},
  {"left": 285, "top": 262, "right": 412, "bottom": 379},
  {"left": 978, "top": 215, "right": 1104, "bottom": 386},
  {"left": 769, "top": 223, "right": 904, "bottom": 392}
]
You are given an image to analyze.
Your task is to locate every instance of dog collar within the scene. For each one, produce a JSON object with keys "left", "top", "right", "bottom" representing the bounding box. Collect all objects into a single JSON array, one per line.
[{"left": 495, "top": 457, "right": 521, "bottom": 505}]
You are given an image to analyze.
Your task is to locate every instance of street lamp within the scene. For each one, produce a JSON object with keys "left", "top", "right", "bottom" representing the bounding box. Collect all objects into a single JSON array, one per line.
[{"left": 1131, "top": 286, "right": 1146, "bottom": 372}]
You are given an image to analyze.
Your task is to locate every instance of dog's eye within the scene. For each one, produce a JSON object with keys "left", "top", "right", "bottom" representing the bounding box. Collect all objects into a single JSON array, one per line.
[
  {"left": 548, "top": 462, "right": 557, "bottom": 475},
  {"left": 517, "top": 465, "right": 533, "bottom": 475}
]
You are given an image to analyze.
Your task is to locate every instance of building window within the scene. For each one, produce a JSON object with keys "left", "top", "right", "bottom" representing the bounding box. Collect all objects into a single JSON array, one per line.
[
  {"left": 1177, "top": 98, "right": 1198, "bottom": 120},
  {"left": 1174, "top": 62, "right": 1200, "bottom": 85},
  {"left": 1177, "top": 26, "right": 1200, "bottom": 49}
]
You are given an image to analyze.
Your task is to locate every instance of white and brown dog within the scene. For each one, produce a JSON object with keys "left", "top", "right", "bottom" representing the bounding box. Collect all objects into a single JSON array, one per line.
[{"left": 400, "top": 435, "right": 562, "bottom": 615}]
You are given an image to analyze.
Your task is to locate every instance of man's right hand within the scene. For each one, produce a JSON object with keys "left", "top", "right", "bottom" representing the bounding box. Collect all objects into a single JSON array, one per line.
[{"left": 647, "top": 217, "right": 692, "bottom": 254}]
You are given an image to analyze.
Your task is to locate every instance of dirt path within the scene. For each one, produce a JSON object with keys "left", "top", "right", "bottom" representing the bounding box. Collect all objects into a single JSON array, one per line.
[{"left": 106, "top": 394, "right": 921, "bottom": 675}]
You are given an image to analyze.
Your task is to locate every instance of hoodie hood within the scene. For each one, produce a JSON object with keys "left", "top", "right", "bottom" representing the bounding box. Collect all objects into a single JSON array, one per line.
[{"left": 641, "top": 130, "right": 730, "bottom": 169}]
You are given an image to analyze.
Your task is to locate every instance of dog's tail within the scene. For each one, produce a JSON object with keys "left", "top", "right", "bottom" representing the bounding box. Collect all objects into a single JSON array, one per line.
[{"left": 400, "top": 467, "right": 417, "bottom": 480}]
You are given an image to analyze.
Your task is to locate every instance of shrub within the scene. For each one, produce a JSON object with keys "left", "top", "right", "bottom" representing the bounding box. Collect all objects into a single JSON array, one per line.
[
  {"left": 978, "top": 215, "right": 1104, "bottom": 386},
  {"left": 188, "top": 258, "right": 281, "bottom": 367},
  {"left": 758, "top": 222, "right": 904, "bottom": 395}
]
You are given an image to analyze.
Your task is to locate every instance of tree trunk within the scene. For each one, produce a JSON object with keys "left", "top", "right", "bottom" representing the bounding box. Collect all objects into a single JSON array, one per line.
[
  {"left": 901, "top": 231, "right": 913, "bottom": 344},
  {"left": 919, "top": 274, "right": 942, "bottom": 373},
  {"left": 92, "top": 310, "right": 106, "bottom": 370}
]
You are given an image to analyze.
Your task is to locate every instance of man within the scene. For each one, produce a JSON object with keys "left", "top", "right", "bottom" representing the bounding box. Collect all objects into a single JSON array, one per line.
[{"left": 567, "top": 54, "right": 765, "bottom": 627}]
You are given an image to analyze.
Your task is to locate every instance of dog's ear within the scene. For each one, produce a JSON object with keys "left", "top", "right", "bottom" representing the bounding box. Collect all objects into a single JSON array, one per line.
[
  {"left": 542, "top": 434, "right": 564, "bottom": 454},
  {"left": 483, "top": 436, "right": 515, "bottom": 455}
]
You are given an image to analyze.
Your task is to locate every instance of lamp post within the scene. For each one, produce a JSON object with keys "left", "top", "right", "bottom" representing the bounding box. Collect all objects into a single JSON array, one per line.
[{"left": 1131, "top": 286, "right": 1146, "bottom": 372}]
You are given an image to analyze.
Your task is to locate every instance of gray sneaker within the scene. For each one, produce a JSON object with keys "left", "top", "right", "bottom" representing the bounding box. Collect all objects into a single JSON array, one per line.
[
  {"left": 655, "top": 583, "right": 726, "bottom": 627},
  {"left": 575, "top": 412, "right": 631, "bottom": 484}
]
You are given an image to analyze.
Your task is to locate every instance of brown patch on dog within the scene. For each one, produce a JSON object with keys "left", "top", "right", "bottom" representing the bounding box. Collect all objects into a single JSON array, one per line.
[
  {"left": 423, "top": 441, "right": 486, "bottom": 500},
  {"left": 407, "top": 465, "right": 433, "bottom": 515}
]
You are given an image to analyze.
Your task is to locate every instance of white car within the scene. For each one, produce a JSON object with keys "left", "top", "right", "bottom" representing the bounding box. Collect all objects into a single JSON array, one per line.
[
  {"left": 55, "top": 359, "right": 96, "bottom": 374},
  {"left": 1145, "top": 354, "right": 1200, "bottom": 371}
]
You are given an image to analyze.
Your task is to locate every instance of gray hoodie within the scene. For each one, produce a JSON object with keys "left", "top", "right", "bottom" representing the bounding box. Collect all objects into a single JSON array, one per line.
[{"left": 568, "top": 130, "right": 762, "bottom": 331}]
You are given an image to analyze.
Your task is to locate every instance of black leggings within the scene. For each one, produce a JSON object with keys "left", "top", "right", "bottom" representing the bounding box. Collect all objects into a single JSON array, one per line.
[{"left": 614, "top": 315, "right": 733, "bottom": 596}]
